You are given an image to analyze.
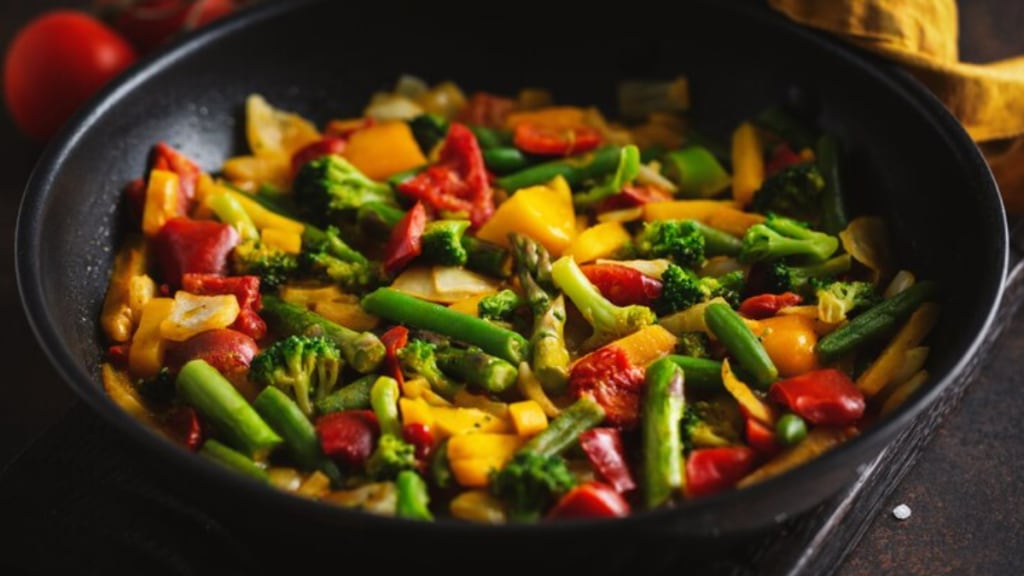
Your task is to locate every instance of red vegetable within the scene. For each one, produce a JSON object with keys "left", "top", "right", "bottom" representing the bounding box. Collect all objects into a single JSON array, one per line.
[
  {"left": 597, "top": 183, "right": 674, "bottom": 212},
  {"left": 152, "top": 217, "right": 239, "bottom": 288},
  {"left": 181, "top": 273, "right": 265, "bottom": 340},
  {"left": 738, "top": 292, "right": 803, "bottom": 319},
  {"left": 548, "top": 481, "right": 631, "bottom": 519},
  {"left": 513, "top": 123, "right": 602, "bottom": 156},
  {"left": 4, "top": 10, "right": 138, "bottom": 141},
  {"left": 164, "top": 328, "right": 258, "bottom": 374},
  {"left": 745, "top": 416, "right": 781, "bottom": 458},
  {"left": 151, "top": 141, "right": 201, "bottom": 215},
  {"left": 765, "top": 143, "right": 805, "bottom": 176},
  {"left": 316, "top": 410, "right": 379, "bottom": 467},
  {"left": 402, "top": 422, "right": 434, "bottom": 462},
  {"left": 456, "top": 91, "right": 518, "bottom": 128},
  {"left": 379, "top": 325, "right": 409, "bottom": 386},
  {"left": 397, "top": 123, "right": 494, "bottom": 228},
  {"left": 291, "top": 136, "right": 347, "bottom": 176},
  {"left": 578, "top": 428, "right": 636, "bottom": 493},
  {"left": 569, "top": 346, "right": 646, "bottom": 428},
  {"left": 684, "top": 446, "right": 757, "bottom": 499},
  {"left": 99, "top": 0, "right": 237, "bottom": 54},
  {"left": 580, "top": 263, "right": 662, "bottom": 307},
  {"left": 382, "top": 201, "right": 426, "bottom": 276},
  {"left": 163, "top": 404, "right": 203, "bottom": 451},
  {"left": 769, "top": 369, "right": 866, "bottom": 426}
]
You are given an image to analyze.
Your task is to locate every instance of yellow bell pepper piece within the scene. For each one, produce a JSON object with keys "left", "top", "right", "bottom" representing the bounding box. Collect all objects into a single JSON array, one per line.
[
  {"left": 343, "top": 120, "right": 427, "bottom": 181},
  {"left": 400, "top": 377, "right": 450, "bottom": 407},
  {"left": 564, "top": 221, "right": 631, "bottom": 264},
  {"left": 722, "top": 359, "right": 776, "bottom": 426},
  {"left": 601, "top": 324, "right": 678, "bottom": 368},
  {"left": 128, "top": 297, "right": 174, "bottom": 378},
  {"left": 476, "top": 176, "right": 576, "bottom": 256},
  {"left": 508, "top": 401, "right": 548, "bottom": 437},
  {"left": 449, "top": 489, "right": 507, "bottom": 524},
  {"left": 431, "top": 406, "right": 512, "bottom": 438},
  {"left": 447, "top": 433, "right": 524, "bottom": 461},
  {"left": 738, "top": 427, "right": 853, "bottom": 488},
  {"left": 857, "top": 302, "right": 940, "bottom": 397},
  {"left": 279, "top": 284, "right": 347, "bottom": 305},
  {"left": 159, "top": 292, "right": 240, "bottom": 342},
  {"left": 516, "top": 362, "right": 562, "bottom": 418},
  {"left": 312, "top": 300, "right": 380, "bottom": 332},
  {"left": 449, "top": 459, "right": 503, "bottom": 489},
  {"left": 100, "top": 235, "right": 151, "bottom": 343},
  {"left": 399, "top": 397, "right": 437, "bottom": 428},
  {"left": 222, "top": 188, "right": 304, "bottom": 234},
  {"left": 642, "top": 199, "right": 764, "bottom": 238},
  {"left": 260, "top": 228, "right": 302, "bottom": 254},
  {"left": 504, "top": 106, "right": 587, "bottom": 130},
  {"left": 297, "top": 471, "right": 332, "bottom": 499},
  {"left": 221, "top": 154, "right": 291, "bottom": 192},
  {"left": 880, "top": 370, "right": 929, "bottom": 416},
  {"left": 731, "top": 121, "right": 764, "bottom": 206},
  {"left": 102, "top": 363, "right": 161, "bottom": 429},
  {"left": 246, "top": 93, "right": 321, "bottom": 158},
  {"left": 141, "top": 169, "right": 181, "bottom": 237},
  {"left": 447, "top": 294, "right": 490, "bottom": 317}
]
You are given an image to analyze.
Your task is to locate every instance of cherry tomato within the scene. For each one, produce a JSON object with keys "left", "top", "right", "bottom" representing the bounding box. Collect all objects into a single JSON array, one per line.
[
  {"left": 513, "top": 122, "right": 603, "bottom": 156},
  {"left": 4, "top": 10, "right": 138, "bottom": 140},
  {"left": 97, "top": 0, "right": 237, "bottom": 54},
  {"left": 316, "top": 410, "right": 379, "bottom": 467}
]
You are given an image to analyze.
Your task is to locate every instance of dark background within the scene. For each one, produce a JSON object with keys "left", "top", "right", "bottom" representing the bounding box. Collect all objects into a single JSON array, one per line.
[{"left": 0, "top": 1, "right": 1021, "bottom": 574}]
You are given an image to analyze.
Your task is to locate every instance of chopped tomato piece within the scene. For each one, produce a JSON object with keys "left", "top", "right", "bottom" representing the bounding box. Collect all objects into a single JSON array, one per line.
[
  {"left": 513, "top": 123, "right": 602, "bottom": 156},
  {"left": 569, "top": 346, "right": 646, "bottom": 428},
  {"left": 316, "top": 410, "right": 379, "bottom": 467},
  {"left": 684, "top": 446, "right": 757, "bottom": 498},
  {"left": 739, "top": 292, "right": 803, "bottom": 319},
  {"left": 769, "top": 369, "right": 865, "bottom": 426},
  {"left": 548, "top": 481, "right": 630, "bottom": 519},
  {"left": 580, "top": 263, "right": 662, "bottom": 307}
]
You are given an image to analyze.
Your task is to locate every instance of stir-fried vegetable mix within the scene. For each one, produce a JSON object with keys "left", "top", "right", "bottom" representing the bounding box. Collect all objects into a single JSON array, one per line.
[{"left": 99, "top": 75, "right": 939, "bottom": 522}]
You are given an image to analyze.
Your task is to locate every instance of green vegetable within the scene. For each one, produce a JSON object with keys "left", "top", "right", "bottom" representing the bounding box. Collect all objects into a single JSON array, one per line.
[
  {"left": 815, "top": 280, "right": 880, "bottom": 323},
  {"left": 176, "top": 359, "right": 282, "bottom": 458},
  {"left": 572, "top": 144, "right": 641, "bottom": 210},
  {"left": 302, "top": 224, "right": 370, "bottom": 266},
  {"left": 477, "top": 289, "right": 523, "bottom": 321},
  {"left": 655, "top": 264, "right": 744, "bottom": 315},
  {"left": 750, "top": 163, "right": 826, "bottom": 223},
  {"left": 397, "top": 339, "right": 463, "bottom": 399},
  {"left": 522, "top": 396, "right": 606, "bottom": 457},
  {"left": 674, "top": 332, "right": 711, "bottom": 359},
  {"left": 550, "top": 255, "right": 656, "bottom": 351},
  {"left": 366, "top": 433, "right": 417, "bottom": 480},
  {"left": 370, "top": 376, "right": 402, "bottom": 437},
  {"left": 663, "top": 146, "right": 731, "bottom": 198},
  {"left": 495, "top": 145, "right": 622, "bottom": 193},
  {"left": 261, "top": 295, "right": 385, "bottom": 374},
  {"left": 314, "top": 374, "right": 375, "bottom": 414},
  {"left": 776, "top": 413, "right": 808, "bottom": 446},
  {"left": 634, "top": 220, "right": 706, "bottom": 268},
  {"left": 666, "top": 355, "right": 723, "bottom": 394},
  {"left": 816, "top": 280, "right": 937, "bottom": 364},
  {"left": 489, "top": 451, "right": 576, "bottom": 522},
  {"left": 421, "top": 219, "right": 471, "bottom": 266},
  {"left": 739, "top": 214, "right": 839, "bottom": 264},
  {"left": 642, "top": 358, "right": 685, "bottom": 509},
  {"left": 437, "top": 346, "right": 519, "bottom": 395},
  {"left": 754, "top": 105, "right": 816, "bottom": 151},
  {"left": 357, "top": 201, "right": 406, "bottom": 237},
  {"left": 248, "top": 335, "right": 342, "bottom": 416},
  {"left": 199, "top": 439, "right": 269, "bottom": 482},
  {"left": 409, "top": 113, "right": 449, "bottom": 154},
  {"left": 688, "top": 220, "right": 743, "bottom": 257},
  {"left": 253, "top": 386, "right": 341, "bottom": 484},
  {"left": 430, "top": 437, "right": 454, "bottom": 490},
  {"left": 361, "top": 288, "right": 530, "bottom": 364},
  {"left": 230, "top": 240, "right": 298, "bottom": 291},
  {"left": 704, "top": 302, "right": 778, "bottom": 389},
  {"left": 469, "top": 125, "right": 511, "bottom": 149},
  {"left": 511, "top": 232, "right": 569, "bottom": 394},
  {"left": 462, "top": 236, "right": 514, "bottom": 278},
  {"left": 207, "top": 192, "right": 258, "bottom": 241},
  {"left": 396, "top": 470, "right": 434, "bottom": 521},
  {"left": 816, "top": 134, "right": 849, "bottom": 234},
  {"left": 293, "top": 155, "right": 395, "bottom": 223},
  {"left": 683, "top": 399, "right": 743, "bottom": 451},
  {"left": 765, "top": 254, "right": 852, "bottom": 296},
  {"left": 483, "top": 147, "right": 531, "bottom": 173},
  {"left": 300, "top": 250, "right": 379, "bottom": 294}
]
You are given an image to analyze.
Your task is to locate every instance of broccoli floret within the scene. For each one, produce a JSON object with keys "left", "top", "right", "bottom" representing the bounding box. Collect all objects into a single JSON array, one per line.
[
  {"left": 765, "top": 254, "right": 852, "bottom": 296},
  {"left": 231, "top": 240, "right": 299, "bottom": 290},
  {"left": 682, "top": 398, "right": 743, "bottom": 453},
  {"left": 420, "top": 220, "right": 470, "bottom": 266},
  {"left": 739, "top": 214, "right": 839, "bottom": 264},
  {"left": 396, "top": 339, "right": 461, "bottom": 399},
  {"left": 634, "top": 220, "right": 706, "bottom": 268},
  {"left": 675, "top": 331, "right": 711, "bottom": 359},
  {"left": 366, "top": 433, "right": 417, "bottom": 481},
  {"left": 293, "top": 155, "right": 395, "bottom": 222},
  {"left": 248, "top": 335, "right": 342, "bottom": 416},
  {"left": 751, "top": 163, "right": 826, "bottom": 222},
  {"left": 655, "top": 265, "right": 743, "bottom": 315},
  {"left": 135, "top": 367, "right": 175, "bottom": 407},
  {"left": 300, "top": 251, "right": 378, "bottom": 293},
  {"left": 815, "top": 280, "right": 880, "bottom": 323},
  {"left": 478, "top": 289, "right": 523, "bottom": 321},
  {"left": 489, "top": 451, "right": 577, "bottom": 521},
  {"left": 551, "top": 255, "right": 656, "bottom": 350}
]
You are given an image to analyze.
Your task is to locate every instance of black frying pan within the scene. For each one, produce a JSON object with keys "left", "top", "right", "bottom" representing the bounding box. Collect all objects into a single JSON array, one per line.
[{"left": 15, "top": 0, "right": 1007, "bottom": 570}]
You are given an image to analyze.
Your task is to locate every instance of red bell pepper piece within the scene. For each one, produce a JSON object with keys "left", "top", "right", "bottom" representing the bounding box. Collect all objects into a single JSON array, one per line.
[
  {"left": 316, "top": 410, "right": 379, "bottom": 467},
  {"left": 164, "top": 328, "right": 259, "bottom": 374},
  {"left": 684, "top": 446, "right": 757, "bottom": 499},
  {"left": 382, "top": 201, "right": 426, "bottom": 276},
  {"left": 379, "top": 325, "right": 409, "bottom": 386},
  {"left": 402, "top": 422, "right": 434, "bottom": 462},
  {"left": 512, "top": 122, "right": 602, "bottom": 156},
  {"left": 164, "top": 405, "right": 203, "bottom": 452},
  {"left": 397, "top": 123, "right": 494, "bottom": 228},
  {"left": 152, "top": 141, "right": 201, "bottom": 214},
  {"left": 745, "top": 416, "right": 781, "bottom": 458},
  {"left": 765, "top": 143, "right": 805, "bottom": 176},
  {"left": 548, "top": 481, "right": 631, "bottom": 519},
  {"left": 569, "top": 346, "right": 646, "bottom": 428},
  {"left": 578, "top": 428, "right": 636, "bottom": 493},
  {"left": 769, "top": 369, "right": 866, "bottom": 426},
  {"left": 291, "top": 136, "right": 347, "bottom": 176},
  {"left": 152, "top": 217, "right": 239, "bottom": 288},
  {"left": 181, "top": 273, "right": 266, "bottom": 340},
  {"left": 597, "top": 183, "right": 674, "bottom": 212},
  {"left": 580, "top": 263, "right": 662, "bottom": 307},
  {"left": 456, "top": 91, "right": 518, "bottom": 128},
  {"left": 738, "top": 292, "right": 803, "bottom": 319}
]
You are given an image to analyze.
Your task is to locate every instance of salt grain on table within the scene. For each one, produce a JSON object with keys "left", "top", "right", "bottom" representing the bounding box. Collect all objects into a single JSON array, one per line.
[{"left": 892, "top": 504, "right": 912, "bottom": 520}]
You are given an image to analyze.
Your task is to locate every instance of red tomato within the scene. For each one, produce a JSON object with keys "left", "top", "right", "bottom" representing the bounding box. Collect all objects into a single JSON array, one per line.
[
  {"left": 685, "top": 446, "right": 757, "bottom": 499},
  {"left": 164, "top": 405, "right": 203, "bottom": 451},
  {"left": 580, "top": 263, "right": 662, "bottom": 307},
  {"left": 548, "top": 481, "right": 631, "bottom": 519},
  {"left": 164, "top": 328, "right": 258, "bottom": 374},
  {"left": 4, "top": 10, "right": 138, "bottom": 141},
  {"left": 401, "top": 423, "right": 434, "bottom": 462},
  {"left": 316, "top": 410, "right": 379, "bottom": 467},
  {"left": 569, "top": 346, "right": 646, "bottom": 428},
  {"left": 99, "top": 0, "right": 237, "bottom": 54},
  {"left": 513, "top": 123, "right": 603, "bottom": 156},
  {"left": 738, "top": 292, "right": 803, "bottom": 319}
]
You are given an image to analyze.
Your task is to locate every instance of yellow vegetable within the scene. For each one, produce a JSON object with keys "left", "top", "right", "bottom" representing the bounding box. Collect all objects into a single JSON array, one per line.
[
  {"left": 159, "top": 292, "right": 240, "bottom": 342},
  {"left": 400, "top": 378, "right": 450, "bottom": 407},
  {"left": 100, "top": 235, "right": 151, "bottom": 343},
  {"left": 279, "top": 284, "right": 348, "bottom": 305},
  {"left": 447, "top": 433, "right": 524, "bottom": 461},
  {"left": 141, "top": 169, "right": 181, "bottom": 236},
  {"left": 449, "top": 459, "right": 503, "bottom": 489},
  {"left": 223, "top": 188, "right": 305, "bottom": 233},
  {"left": 880, "top": 370, "right": 929, "bottom": 416},
  {"left": 453, "top": 390, "right": 509, "bottom": 419},
  {"left": 297, "top": 471, "right": 332, "bottom": 499},
  {"left": 245, "top": 93, "right": 321, "bottom": 158},
  {"left": 599, "top": 324, "right": 678, "bottom": 368},
  {"left": 476, "top": 176, "right": 576, "bottom": 255},
  {"left": 657, "top": 297, "right": 728, "bottom": 336},
  {"left": 449, "top": 490, "right": 507, "bottom": 523},
  {"left": 447, "top": 294, "right": 490, "bottom": 317},
  {"left": 508, "top": 401, "right": 549, "bottom": 437},
  {"left": 731, "top": 121, "right": 764, "bottom": 206},
  {"left": 343, "top": 120, "right": 427, "bottom": 181},
  {"left": 857, "top": 302, "right": 940, "bottom": 397},
  {"left": 431, "top": 406, "right": 512, "bottom": 438},
  {"left": 749, "top": 315, "right": 820, "bottom": 378},
  {"left": 504, "top": 106, "right": 587, "bottom": 130},
  {"left": 221, "top": 154, "right": 291, "bottom": 192},
  {"left": 839, "top": 216, "right": 895, "bottom": 285},
  {"left": 399, "top": 397, "right": 436, "bottom": 428},
  {"left": 102, "top": 363, "right": 161, "bottom": 429},
  {"left": 642, "top": 200, "right": 763, "bottom": 237},
  {"left": 722, "top": 359, "right": 775, "bottom": 426},
  {"left": 738, "top": 427, "right": 854, "bottom": 488},
  {"left": 705, "top": 208, "right": 766, "bottom": 238},
  {"left": 516, "top": 362, "right": 562, "bottom": 419},
  {"left": 564, "top": 221, "right": 630, "bottom": 264},
  {"left": 128, "top": 297, "right": 174, "bottom": 378},
  {"left": 260, "top": 228, "right": 302, "bottom": 254},
  {"left": 311, "top": 300, "right": 380, "bottom": 332}
]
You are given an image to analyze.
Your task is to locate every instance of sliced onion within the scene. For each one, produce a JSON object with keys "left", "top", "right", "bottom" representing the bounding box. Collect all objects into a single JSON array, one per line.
[
  {"left": 595, "top": 258, "right": 672, "bottom": 278},
  {"left": 839, "top": 216, "right": 894, "bottom": 284},
  {"left": 636, "top": 162, "right": 678, "bottom": 193},
  {"left": 433, "top": 266, "right": 502, "bottom": 299}
]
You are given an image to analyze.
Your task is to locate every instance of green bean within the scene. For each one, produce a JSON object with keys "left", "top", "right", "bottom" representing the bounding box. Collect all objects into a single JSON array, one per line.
[
  {"left": 521, "top": 396, "right": 605, "bottom": 457},
  {"left": 253, "top": 386, "right": 341, "bottom": 484},
  {"left": 199, "top": 439, "right": 269, "bottom": 482},
  {"left": 483, "top": 147, "right": 531, "bottom": 173},
  {"left": 665, "top": 355, "right": 723, "bottom": 394},
  {"left": 314, "top": 374, "right": 375, "bottom": 414},
  {"left": 495, "top": 145, "right": 621, "bottom": 193},
  {"left": 642, "top": 358, "right": 685, "bottom": 509},
  {"left": 704, "top": 302, "right": 778, "bottom": 389},
  {"left": 816, "top": 134, "right": 848, "bottom": 235}
]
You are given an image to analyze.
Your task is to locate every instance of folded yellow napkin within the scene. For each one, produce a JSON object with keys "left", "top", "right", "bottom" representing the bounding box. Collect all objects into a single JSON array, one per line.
[{"left": 770, "top": 0, "right": 1024, "bottom": 212}]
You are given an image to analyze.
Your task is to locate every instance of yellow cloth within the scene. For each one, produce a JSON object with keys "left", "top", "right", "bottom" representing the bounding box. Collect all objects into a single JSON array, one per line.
[{"left": 769, "top": 0, "right": 1024, "bottom": 212}]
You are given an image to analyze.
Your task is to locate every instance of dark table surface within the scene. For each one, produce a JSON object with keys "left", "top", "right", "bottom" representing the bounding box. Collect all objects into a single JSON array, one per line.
[{"left": 1, "top": 1, "right": 1022, "bottom": 574}]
